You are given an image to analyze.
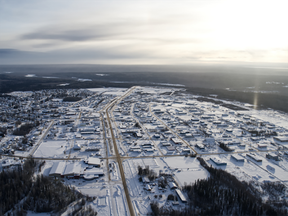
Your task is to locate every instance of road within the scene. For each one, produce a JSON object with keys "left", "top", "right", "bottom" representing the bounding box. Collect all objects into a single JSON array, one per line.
[
  {"left": 104, "top": 87, "right": 137, "bottom": 216},
  {"left": 28, "top": 120, "right": 55, "bottom": 157},
  {"left": 4, "top": 85, "right": 288, "bottom": 215}
]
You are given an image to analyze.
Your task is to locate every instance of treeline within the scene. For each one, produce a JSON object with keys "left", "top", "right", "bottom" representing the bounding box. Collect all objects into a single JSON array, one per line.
[
  {"left": 63, "top": 97, "right": 82, "bottom": 102},
  {"left": 23, "top": 175, "right": 81, "bottom": 213},
  {"left": 219, "top": 142, "right": 233, "bottom": 152},
  {"left": 187, "top": 87, "right": 288, "bottom": 113},
  {"left": 0, "top": 158, "right": 97, "bottom": 215},
  {"left": 13, "top": 121, "right": 40, "bottom": 136},
  {"left": 138, "top": 165, "right": 157, "bottom": 181},
  {"left": 0, "top": 158, "right": 36, "bottom": 214},
  {"left": 150, "top": 157, "right": 285, "bottom": 216}
]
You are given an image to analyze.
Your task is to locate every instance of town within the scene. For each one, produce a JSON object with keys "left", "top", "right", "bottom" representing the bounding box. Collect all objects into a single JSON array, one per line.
[{"left": 1, "top": 86, "right": 288, "bottom": 215}]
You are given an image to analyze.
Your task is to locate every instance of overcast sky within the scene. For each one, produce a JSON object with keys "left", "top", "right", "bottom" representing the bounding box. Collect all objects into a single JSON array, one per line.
[{"left": 0, "top": 0, "right": 287, "bottom": 64}]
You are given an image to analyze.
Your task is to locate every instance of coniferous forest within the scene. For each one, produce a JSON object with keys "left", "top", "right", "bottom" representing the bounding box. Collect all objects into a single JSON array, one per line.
[
  {"left": 150, "top": 157, "right": 287, "bottom": 216},
  {"left": 0, "top": 158, "right": 97, "bottom": 215}
]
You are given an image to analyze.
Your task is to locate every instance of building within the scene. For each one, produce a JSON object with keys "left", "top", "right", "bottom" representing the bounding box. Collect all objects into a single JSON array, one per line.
[
  {"left": 166, "top": 146, "right": 176, "bottom": 152},
  {"left": 231, "top": 154, "right": 245, "bottom": 162},
  {"left": 49, "top": 162, "right": 66, "bottom": 178},
  {"left": 196, "top": 143, "right": 205, "bottom": 150},
  {"left": 246, "top": 153, "right": 262, "bottom": 162},
  {"left": 63, "top": 163, "right": 81, "bottom": 179},
  {"left": 73, "top": 144, "right": 81, "bottom": 150},
  {"left": 274, "top": 136, "right": 288, "bottom": 143},
  {"left": 175, "top": 189, "right": 187, "bottom": 203},
  {"left": 210, "top": 158, "right": 227, "bottom": 166},
  {"left": 83, "top": 168, "right": 104, "bottom": 180},
  {"left": 182, "top": 148, "right": 191, "bottom": 153},
  {"left": 86, "top": 157, "right": 101, "bottom": 167},
  {"left": 258, "top": 144, "right": 268, "bottom": 149},
  {"left": 266, "top": 152, "right": 279, "bottom": 161},
  {"left": 129, "top": 146, "right": 141, "bottom": 152},
  {"left": 168, "top": 182, "right": 177, "bottom": 189},
  {"left": 171, "top": 138, "right": 183, "bottom": 145}
]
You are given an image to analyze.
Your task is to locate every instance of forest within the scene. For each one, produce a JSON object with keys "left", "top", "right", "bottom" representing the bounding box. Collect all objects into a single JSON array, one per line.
[
  {"left": 150, "top": 157, "right": 287, "bottom": 216},
  {"left": 0, "top": 158, "right": 97, "bottom": 215}
]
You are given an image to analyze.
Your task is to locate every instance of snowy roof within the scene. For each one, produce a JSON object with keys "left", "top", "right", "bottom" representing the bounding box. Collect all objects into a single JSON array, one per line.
[
  {"left": 49, "top": 162, "right": 66, "bottom": 176},
  {"left": 175, "top": 189, "right": 187, "bottom": 202},
  {"left": 231, "top": 154, "right": 245, "bottom": 162},
  {"left": 84, "top": 168, "right": 104, "bottom": 175},
  {"left": 274, "top": 136, "right": 288, "bottom": 142},
  {"left": 210, "top": 158, "right": 227, "bottom": 166},
  {"left": 63, "top": 163, "right": 74, "bottom": 176},
  {"left": 168, "top": 182, "right": 177, "bottom": 189},
  {"left": 87, "top": 157, "right": 101, "bottom": 165}
]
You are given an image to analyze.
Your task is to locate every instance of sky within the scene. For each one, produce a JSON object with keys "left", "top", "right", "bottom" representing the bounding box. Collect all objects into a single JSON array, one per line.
[{"left": 0, "top": 0, "right": 287, "bottom": 64}]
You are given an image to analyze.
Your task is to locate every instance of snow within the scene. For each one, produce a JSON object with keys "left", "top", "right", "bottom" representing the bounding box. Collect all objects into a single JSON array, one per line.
[
  {"left": 25, "top": 74, "right": 37, "bottom": 77},
  {"left": 244, "top": 109, "right": 288, "bottom": 130},
  {"left": 4, "top": 85, "right": 288, "bottom": 215},
  {"left": 174, "top": 169, "right": 210, "bottom": 187},
  {"left": 96, "top": 74, "right": 109, "bottom": 76},
  {"left": 78, "top": 78, "right": 92, "bottom": 82},
  {"left": 34, "top": 140, "right": 69, "bottom": 158}
]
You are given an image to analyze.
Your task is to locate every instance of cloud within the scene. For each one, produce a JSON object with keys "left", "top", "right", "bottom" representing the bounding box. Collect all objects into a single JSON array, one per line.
[
  {"left": 20, "top": 21, "right": 143, "bottom": 42},
  {"left": 0, "top": 47, "right": 286, "bottom": 65},
  {"left": 0, "top": 46, "right": 161, "bottom": 64}
]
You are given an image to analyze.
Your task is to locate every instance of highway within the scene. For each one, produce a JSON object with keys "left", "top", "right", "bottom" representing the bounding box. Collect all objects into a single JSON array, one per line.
[
  {"left": 3, "top": 85, "right": 288, "bottom": 216},
  {"left": 104, "top": 87, "right": 137, "bottom": 216}
]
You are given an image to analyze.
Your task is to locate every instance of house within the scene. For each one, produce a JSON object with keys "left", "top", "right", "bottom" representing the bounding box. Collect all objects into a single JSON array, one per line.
[
  {"left": 231, "top": 154, "right": 245, "bottom": 162},
  {"left": 162, "top": 142, "right": 171, "bottom": 147},
  {"left": 191, "top": 118, "right": 199, "bottom": 122},
  {"left": 246, "top": 153, "right": 262, "bottom": 162},
  {"left": 210, "top": 158, "right": 227, "bottom": 166},
  {"left": 258, "top": 143, "right": 268, "bottom": 149},
  {"left": 73, "top": 144, "right": 81, "bottom": 150},
  {"left": 171, "top": 138, "right": 182, "bottom": 145},
  {"left": 274, "top": 136, "right": 288, "bottom": 143},
  {"left": 144, "top": 148, "right": 154, "bottom": 152},
  {"left": 136, "top": 132, "right": 143, "bottom": 138},
  {"left": 142, "top": 176, "right": 150, "bottom": 183},
  {"left": 129, "top": 146, "right": 141, "bottom": 152},
  {"left": 266, "top": 152, "right": 279, "bottom": 161},
  {"left": 154, "top": 134, "right": 161, "bottom": 138},
  {"left": 80, "top": 128, "right": 95, "bottom": 134},
  {"left": 166, "top": 146, "right": 176, "bottom": 152},
  {"left": 145, "top": 184, "right": 152, "bottom": 191},
  {"left": 182, "top": 148, "right": 191, "bottom": 153},
  {"left": 196, "top": 143, "right": 205, "bottom": 150}
]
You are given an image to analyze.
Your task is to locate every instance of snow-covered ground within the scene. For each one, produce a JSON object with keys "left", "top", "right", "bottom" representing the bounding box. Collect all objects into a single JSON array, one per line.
[
  {"left": 3, "top": 86, "right": 288, "bottom": 215},
  {"left": 34, "top": 140, "right": 69, "bottom": 158}
]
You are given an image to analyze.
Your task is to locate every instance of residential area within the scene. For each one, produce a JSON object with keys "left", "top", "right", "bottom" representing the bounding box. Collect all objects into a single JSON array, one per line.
[{"left": 1, "top": 86, "right": 288, "bottom": 215}]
